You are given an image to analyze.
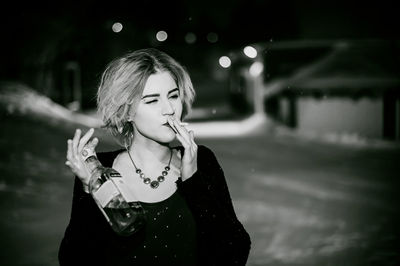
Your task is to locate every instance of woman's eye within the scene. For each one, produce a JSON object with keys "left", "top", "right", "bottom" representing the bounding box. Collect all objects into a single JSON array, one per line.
[
  {"left": 170, "top": 95, "right": 179, "bottom": 99},
  {"left": 145, "top": 99, "right": 158, "bottom": 104}
]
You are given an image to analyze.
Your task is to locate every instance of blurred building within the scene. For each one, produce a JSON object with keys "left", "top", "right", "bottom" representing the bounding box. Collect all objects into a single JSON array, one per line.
[{"left": 229, "top": 40, "right": 400, "bottom": 140}]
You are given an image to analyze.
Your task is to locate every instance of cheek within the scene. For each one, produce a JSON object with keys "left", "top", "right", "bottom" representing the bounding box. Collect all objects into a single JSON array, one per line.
[
  {"left": 134, "top": 108, "right": 156, "bottom": 127},
  {"left": 175, "top": 101, "right": 183, "bottom": 115}
]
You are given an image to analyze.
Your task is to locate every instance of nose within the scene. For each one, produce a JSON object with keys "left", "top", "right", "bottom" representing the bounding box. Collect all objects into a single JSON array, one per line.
[{"left": 161, "top": 99, "right": 175, "bottom": 116}]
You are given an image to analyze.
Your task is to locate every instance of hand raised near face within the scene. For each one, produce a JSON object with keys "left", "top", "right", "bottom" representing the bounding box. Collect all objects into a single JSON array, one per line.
[
  {"left": 167, "top": 116, "right": 198, "bottom": 181},
  {"left": 65, "top": 128, "right": 99, "bottom": 191}
]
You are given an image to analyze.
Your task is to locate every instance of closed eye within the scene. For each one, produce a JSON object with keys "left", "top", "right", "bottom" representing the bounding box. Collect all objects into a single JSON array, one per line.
[
  {"left": 145, "top": 94, "right": 179, "bottom": 104},
  {"left": 145, "top": 99, "right": 158, "bottom": 104}
]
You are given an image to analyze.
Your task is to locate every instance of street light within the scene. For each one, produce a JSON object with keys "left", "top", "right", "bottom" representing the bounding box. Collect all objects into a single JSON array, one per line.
[
  {"left": 219, "top": 56, "right": 231, "bottom": 68},
  {"left": 156, "top": 31, "right": 168, "bottom": 42},
  {"left": 249, "top": 61, "right": 264, "bottom": 77},
  {"left": 243, "top": 46, "right": 257, "bottom": 58},
  {"left": 112, "top": 22, "right": 123, "bottom": 33}
]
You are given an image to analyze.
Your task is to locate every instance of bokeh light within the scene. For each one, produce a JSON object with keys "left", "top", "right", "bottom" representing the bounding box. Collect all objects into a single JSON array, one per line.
[
  {"left": 156, "top": 31, "right": 168, "bottom": 42},
  {"left": 185, "top": 32, "right": 197, "bottom": 44},
  {"left": 243, "top": 46, "right": 257, "bottom": 58},
  {"left": 111, "top": 22, "right": 123, "bottom": 33},
  {"left": 219, "top": 56, "right": 231, "bottom": 68},
  {"left": 207, "top": 32, "right": 218, "bottom": 43},
  {"left": 249, "top": 61, "right": 264, "bottom": 77}
]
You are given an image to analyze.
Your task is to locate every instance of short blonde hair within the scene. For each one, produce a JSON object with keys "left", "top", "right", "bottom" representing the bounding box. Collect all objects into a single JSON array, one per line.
[{"left": 97, "top": 48, "right": 195, "bottom": 146}]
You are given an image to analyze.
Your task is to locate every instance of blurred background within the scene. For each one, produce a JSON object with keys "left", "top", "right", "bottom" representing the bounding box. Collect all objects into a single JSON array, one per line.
[{"left": 1, "top": 0, "right": 399, "bottom": 265}]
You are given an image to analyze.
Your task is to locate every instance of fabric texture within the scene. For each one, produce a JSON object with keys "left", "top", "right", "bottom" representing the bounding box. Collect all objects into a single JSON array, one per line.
[
  {"left": 126, "top": 189, "right": 198, "bottom": 266},
  {"left": 58, "top": 145, "right": 251, "bottom": 266}
]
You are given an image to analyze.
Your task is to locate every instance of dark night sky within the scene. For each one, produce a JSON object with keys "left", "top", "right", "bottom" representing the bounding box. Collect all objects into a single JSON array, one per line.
[
  {"left": 3, "top": 0, "right": 398, "bottom": 47},
  {"left": 1, "top": 0, "right": 398, "bottom": 83}
]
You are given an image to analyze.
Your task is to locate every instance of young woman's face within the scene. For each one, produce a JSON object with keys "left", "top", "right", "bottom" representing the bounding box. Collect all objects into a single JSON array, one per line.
[{"left": 132, "top": 71, "right": 183, "bottom": 144}]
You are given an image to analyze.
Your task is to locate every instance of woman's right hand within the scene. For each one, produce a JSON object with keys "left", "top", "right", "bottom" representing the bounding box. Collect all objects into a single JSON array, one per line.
[{"left": 65, "top": 128, "right": 99, "bottom": 192}]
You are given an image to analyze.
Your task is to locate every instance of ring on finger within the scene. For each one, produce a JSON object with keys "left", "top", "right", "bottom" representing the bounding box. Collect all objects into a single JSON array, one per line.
[
  {"left": 81, "top": 149, "right": 89, "bottom": 157},
  {"left": 81, "top": 146, "right": 95, "bottom": 160}
]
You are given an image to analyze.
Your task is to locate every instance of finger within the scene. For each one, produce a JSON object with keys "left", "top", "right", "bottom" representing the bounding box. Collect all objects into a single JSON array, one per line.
[
  {"left": 175, "top": 131, "right": 191, "bottom": 148},
  {"left": 67, "top": 139, "right": 73, "bottom": 161},
  {"left": 87, "top": 137, "right": 99, "bottom": 149},
  {"left": 167, "top": 117, "right": 179, "bottom": 134},
  {"left": 169, "top": 117, "right": 191, "bottom": 142},
  {"left": 176, "top": 125, "right": 192, "bottom": 146},
  {"left": 189, "top": 131, "right": 197, "bottom": 149},
  {"left": 188, "top": 130, "right": 196, "bottom": 145},
  {"left": 167, "top": 117, "right": 193, "bottom": 150},
  {"left": 191, "top": 143, "right": 198, "bottom": 155},
  {"left": 173, "top": 121, "right": 196, "bottom": 155},
  {"left": 84, "top": 138, "right": 99, "bottom": 157},
  {"left": 72, "top": 129, "right": 81, "bottom": 156},
  {"left": 65, "top": 161, "right": 74, "bottom": 168},
  {"left": 65, "top": 161, "right": 78, "bottom": 174},
  {"left": 78, "top": 128, "right": 95, "bottom": 152}
]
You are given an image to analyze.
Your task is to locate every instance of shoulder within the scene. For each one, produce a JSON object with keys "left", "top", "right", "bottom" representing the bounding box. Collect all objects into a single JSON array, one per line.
[
  {"left": 198, "top": 144, "right": 218, "bottom": 160},
  {"left": 172, "top": 144, "right": 220, "bottom": 169},
  {"left": 196, "top": 145, "right": 223, "bottom": 171},
  {"left": 197, "top": 144, "right": 213, "bottom": 154}
]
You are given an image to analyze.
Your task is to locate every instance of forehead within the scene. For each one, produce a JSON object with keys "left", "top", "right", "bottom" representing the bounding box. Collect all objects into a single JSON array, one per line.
[{"left": 142, "top": 71, "right": 177, "bottom": 94}]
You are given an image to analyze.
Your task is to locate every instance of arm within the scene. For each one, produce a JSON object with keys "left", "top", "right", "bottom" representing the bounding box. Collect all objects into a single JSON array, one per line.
[
  {"left": 176, "top": 145, "right": 251, "bottom": 266},
  {"left": 58, "top": 176, "right": 109, "bottom": 266},
  {"left": 59, "top": 150, "right": 144, "bottom": 266},
  {"left": 165, "top": 119, "right": 251, "bottom": 265},
  {"left": 60, "top": 128, "right": 109, "bottom": 265}
]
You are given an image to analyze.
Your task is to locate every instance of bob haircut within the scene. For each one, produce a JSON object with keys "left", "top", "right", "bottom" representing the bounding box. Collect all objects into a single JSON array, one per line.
[{"left": 97, "top": 48, "right": 195, "bottom": 147}]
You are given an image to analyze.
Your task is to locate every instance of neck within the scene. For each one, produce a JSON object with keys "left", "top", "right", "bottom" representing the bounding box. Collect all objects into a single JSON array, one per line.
[{"left": 128, "top": 136, "right": 171, "bottom": 166}]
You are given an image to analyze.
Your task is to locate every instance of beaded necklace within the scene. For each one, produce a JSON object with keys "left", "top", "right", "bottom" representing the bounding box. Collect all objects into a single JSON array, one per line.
[{"left": 126, "top": 148, "right": 173, "bottom": 189}]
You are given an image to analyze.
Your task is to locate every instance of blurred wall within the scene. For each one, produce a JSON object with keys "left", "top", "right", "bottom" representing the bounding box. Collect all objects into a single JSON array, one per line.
[{"left": 292, "top": 97, "right": 383, "bottom": 138}]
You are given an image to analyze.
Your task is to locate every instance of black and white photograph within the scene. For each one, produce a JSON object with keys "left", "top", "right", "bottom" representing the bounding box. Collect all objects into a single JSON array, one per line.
[{"left": 0, "top": 0, "right": 399, "bottom": 265}]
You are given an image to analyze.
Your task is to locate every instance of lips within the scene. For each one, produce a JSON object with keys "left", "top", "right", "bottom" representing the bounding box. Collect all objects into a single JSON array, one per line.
[
  {"left": 162, "top": 122, "right": 172, "bottom": 128},
  {"left": 162, "top": 121, "right": 177, "bottom": 133}
]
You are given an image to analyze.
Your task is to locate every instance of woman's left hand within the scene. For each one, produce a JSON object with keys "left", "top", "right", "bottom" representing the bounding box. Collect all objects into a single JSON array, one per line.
[{"left": 167, "top": 116, "right": 198, "bottom": 181}]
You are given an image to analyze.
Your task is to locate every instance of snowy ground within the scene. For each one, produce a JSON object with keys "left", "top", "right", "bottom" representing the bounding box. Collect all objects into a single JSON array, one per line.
[{"left": 1, "top": 83, "right": 399, "bottom": 265}]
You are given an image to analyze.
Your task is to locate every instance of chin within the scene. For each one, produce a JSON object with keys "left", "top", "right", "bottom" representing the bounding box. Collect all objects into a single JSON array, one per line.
[{"left": 155, "top": 133, "right": 176, "bottom": 144}]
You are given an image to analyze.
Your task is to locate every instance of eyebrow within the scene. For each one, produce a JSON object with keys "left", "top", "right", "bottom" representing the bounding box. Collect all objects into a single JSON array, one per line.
[{"left": 141, "top": 88, "right": 179, "bottom": 99}]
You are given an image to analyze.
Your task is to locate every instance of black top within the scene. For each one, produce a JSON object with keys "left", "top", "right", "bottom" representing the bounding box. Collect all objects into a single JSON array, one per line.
[
  {"left": 58, "top": 145, "right": 251, "bottom": 266},
  {"left": 129, "top": 190, "right": 197, "bottom": 266}
]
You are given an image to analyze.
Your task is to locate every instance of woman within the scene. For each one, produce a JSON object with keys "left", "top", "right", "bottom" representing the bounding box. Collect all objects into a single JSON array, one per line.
[{"left": 59, "top": 48, "right": 251, "bottom": 266}]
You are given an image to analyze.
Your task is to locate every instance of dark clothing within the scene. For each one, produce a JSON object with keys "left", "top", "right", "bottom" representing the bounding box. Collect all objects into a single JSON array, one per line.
[
  {"left": 58, "top": 145, "right": 251, "bottom": 266},
  {"left": 129, "top": 190, "right": 198, "bottom": 266}
]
